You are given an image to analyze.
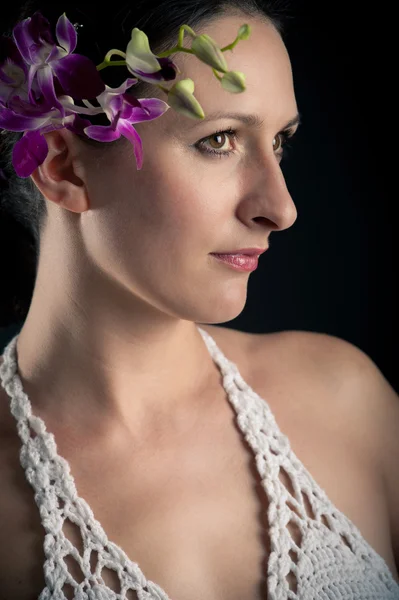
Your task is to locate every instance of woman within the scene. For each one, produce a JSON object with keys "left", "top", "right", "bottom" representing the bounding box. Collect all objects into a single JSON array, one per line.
[{"left": 0, "top": 1, "right": 398, "bottom": 599}]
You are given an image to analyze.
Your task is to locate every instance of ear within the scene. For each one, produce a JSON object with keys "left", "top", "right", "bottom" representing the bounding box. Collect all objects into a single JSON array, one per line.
[{"left": 30, "top": 128, "right": 90, "bottom": 213}]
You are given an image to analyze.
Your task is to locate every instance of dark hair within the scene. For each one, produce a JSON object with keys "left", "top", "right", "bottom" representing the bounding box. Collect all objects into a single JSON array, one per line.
[{"left": 0, "top": 0, "right": 292, "bottom": 326}]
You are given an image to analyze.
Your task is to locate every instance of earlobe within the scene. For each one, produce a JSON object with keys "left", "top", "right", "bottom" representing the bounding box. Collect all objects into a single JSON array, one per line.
[{"left": 30, "top": 129, "right": 90, "bottom": 214}]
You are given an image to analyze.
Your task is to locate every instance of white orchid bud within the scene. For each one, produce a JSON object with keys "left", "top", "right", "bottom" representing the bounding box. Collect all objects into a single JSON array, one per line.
[
  {"left": 237, "top": 24, "right": 251, "bottom": 40},
  {"left": 126, "top": 28, "right": 161, "bottom": 75},
  {"left": 191, "top": 34, "right": 228, "bottom": 73},
  {"left": 220, "top": 71, "right": 246, "bottom": 93},
  {"left": 167, "top": 78, "right": 205, "bottom": 119}
]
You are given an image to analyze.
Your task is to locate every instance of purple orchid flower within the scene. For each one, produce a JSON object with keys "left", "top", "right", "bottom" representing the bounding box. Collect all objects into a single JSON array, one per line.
[
  {"left": 12, "top": 130, "right": 51, "bottom": 179},
  {"left": 0, "top": 12, "right": 184, "bottom": 177},
  {"left": 125, "top": 28, "right": 179, "bottom": 85},
  {"left": 0, "top": 37, "right": 31, "bottom": 107},
  {"left": 0, "top": 88, "right": 97, "bottom": 177},
  {"left": 128, "top": 56, "right": 178, "bottom": 85},
  {"left": 11, "top": 110, "right": 93, "bottom": 178},
  {"left": 84, "top": 79, "right": 170, "bottom": 169},
  {"left": 9, "top": 110, "right": 93, "bottom": 178},
  {"left": 12, "top": 11, "right": 104, "bottom": 112}
]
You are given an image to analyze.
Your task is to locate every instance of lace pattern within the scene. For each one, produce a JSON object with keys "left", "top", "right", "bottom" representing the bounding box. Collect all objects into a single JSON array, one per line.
[{"left": 0, "top": 326, "right": 398, "bottom": 600}]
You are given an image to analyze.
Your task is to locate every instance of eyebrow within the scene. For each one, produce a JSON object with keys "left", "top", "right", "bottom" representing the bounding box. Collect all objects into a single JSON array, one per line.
[{"left": 186, "top": 111, "right": 302, "bottom": 131}]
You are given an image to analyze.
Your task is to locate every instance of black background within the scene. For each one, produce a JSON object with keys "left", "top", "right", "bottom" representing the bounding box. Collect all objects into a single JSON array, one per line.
[{"left": 1, "top": 2, "right": 397, "bottom": 390}]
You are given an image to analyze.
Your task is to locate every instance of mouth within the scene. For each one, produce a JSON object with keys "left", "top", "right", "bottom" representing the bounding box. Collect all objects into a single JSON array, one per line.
[
  {"left": 210, "top": 253, "right": 260, "bottom": 272},
  {"left": 211, "top": 247, "right": 267, "bottom": 257}
]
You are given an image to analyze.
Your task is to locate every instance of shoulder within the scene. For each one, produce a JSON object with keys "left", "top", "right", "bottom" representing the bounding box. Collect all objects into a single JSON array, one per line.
[
  {"left": 255, "top": 327, "right": 397, "bottom": 405},
  {"left": 255, "top": 329, "right": 399, "bottom": 570},
  {"left": 204, "top": 324, "right": 379, "bottom": 391},
  {"left": 203, "top": 325, "right": 398, "bottom": 568},
  {"left": 253, "top": 328, "right": 399, "bottom": 457}
]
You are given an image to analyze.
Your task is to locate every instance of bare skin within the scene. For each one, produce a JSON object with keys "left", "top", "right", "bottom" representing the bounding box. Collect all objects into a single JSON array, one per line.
[
  {"left": 0, "top": 325, "right": 397, "bottom": 600},
  {"left": 1, "top": 10, "right": 397, "bottom": 600}
]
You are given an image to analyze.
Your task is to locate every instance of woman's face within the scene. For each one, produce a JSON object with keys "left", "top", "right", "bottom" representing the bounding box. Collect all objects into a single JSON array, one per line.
[{"left": 73, "top": 13, "right": 300, "bottom": 324}]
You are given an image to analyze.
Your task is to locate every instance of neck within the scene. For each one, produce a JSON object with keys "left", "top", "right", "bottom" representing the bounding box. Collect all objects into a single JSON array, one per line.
[{"left": 15, "top": 308, "right": 217, "bottom": 438}]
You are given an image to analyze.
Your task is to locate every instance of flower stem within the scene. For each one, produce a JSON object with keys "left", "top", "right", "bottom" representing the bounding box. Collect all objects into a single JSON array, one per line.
[
  {"left": 178, "top": 24, "right": 196, "bottom": 45},
  {"left": 212, "top": 68, "right": 223, "bottom": 81},
  {"left": 220, "top": 37, "right": 240, "bottom": 52},
  {"left": 96, "top": 49, "right": 127, "bottom": 71},
  {"left": 157, "top": 84, "right": 170, "bottom": 95},
  {"left": 156, "top": 46, "right": 194, "bottom": 58},
  {"left": 156, "top": 24, "right": 197, "bottom": 58},
  {"left": 97, "top": 59, "right": 127, "bottom": 71},
  {"left": 106, "top": 49, "right": 127, "bottom": 61}
]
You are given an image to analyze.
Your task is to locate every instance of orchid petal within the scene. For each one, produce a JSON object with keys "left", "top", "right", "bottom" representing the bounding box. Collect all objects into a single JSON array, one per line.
[
  {"left": 102, "top": 78, "right": 139, "bottom": 98},
  {"left": 96, "top": 80, "right": 139, "bottom": 119},
  {"left": 26, "top": 40, "right": 52, "bottom": 65},
  {"left": 12, "top": 130, "right": 48, "bottom": 177},
  {"left": 60, "top": 97, "right": 104, "bottom": 116},
  {"left": 8, "top": 95, "right": 54, "bottom": 117},
  {"left": 106, "top": 93, "right": 124, "bottom": 119},
  {"left": 0, "top": 106, "right": 50, "bottom": 131},
  {"left": 123, "top": 94, "right": 148, "bottom": 110},
  {"left": 119, "top": 95, "right": 148, "bottom": 120},
  {"left": 12, "top": 19, "right": 35, "bottom": 64},
  {"left": 84, "top": 124, "right": 121, "bottom": 142},
  {"left": 156, "top": 57, "right": 178, "bottom": 81},
  {"left": 0, "top": 84, "right": 13, "bottom": 106},
  {"left": 56, "top": 13, "right": 77, "bottom": 54},
  {"left": 66, "top": 114, "right": 93, "bottom": 135},
  {"left": 36, "top": 65, "right": 65, "bottom": 116},
  {"left": 128, "top": 97, "right": 169, "bottom": 122},
  {"left": 118, "top": 120, "right": 144, "bottom": 169},
  {"left": 27, "top": 63, "right": 40, "bottom": 102},
  {"left": 32, "top": 12, "right": 54, "bottom": 47},
  {"left": 13, "top": 13, "right": 54, "bottom": 65},
  {"left": 39, "top": 122, "right": 64, "bottom": 134},
  {"left": 0, "top": 63, "right": 26, "bottom": 87},
  {"left": 52, "top": 54, "right": 105, "bottom": 99},
  {"left": 127, "top": 67, "right": 173, "bottom": 85},
  {"left": 125, "top": 28, "right": 161, "bottom": 75},
  {"left": 0, "top": 61, "right": 29, "bottom": 107},
  {"left": 129, "top": 57, "right": 178, "bottom": 84},
  {"left": 0, "top": 67, "right": 15, "bottom": 86},
  {"left": 47, "top": 43, "right": 67, "bottom": 63}
]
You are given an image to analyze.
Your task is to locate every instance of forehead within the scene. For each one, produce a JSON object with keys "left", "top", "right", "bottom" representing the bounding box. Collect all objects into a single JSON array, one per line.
[{"left": 163, "top": 13, "right": 297, "bottom": 131}]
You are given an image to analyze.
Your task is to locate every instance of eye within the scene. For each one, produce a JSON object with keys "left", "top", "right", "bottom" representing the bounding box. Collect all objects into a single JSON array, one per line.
[
  {"left": 195, "top": 128, "right": 237, "bottom": 159},
  {"left": 195, "top": 127, "right": 297, "bottom": 161},
  {"left": 273, "top": 133, "right": 284, "bottom": 152},
  {"left": 273, "top": 131, "right": 294, "bottom": 160}
]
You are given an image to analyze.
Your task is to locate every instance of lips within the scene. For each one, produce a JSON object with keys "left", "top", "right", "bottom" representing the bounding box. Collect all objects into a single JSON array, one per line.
[
  {"left": 212, "top": 247, "right": 267, "bottom": 256},
  {"left": 210, "top": 252, "right": 260, "bottom": 271}
]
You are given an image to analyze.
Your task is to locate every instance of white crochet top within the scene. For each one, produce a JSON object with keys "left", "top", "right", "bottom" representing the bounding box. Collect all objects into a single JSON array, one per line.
[{"left": 0, "top": 326, "right": 398, "bottom": 600}]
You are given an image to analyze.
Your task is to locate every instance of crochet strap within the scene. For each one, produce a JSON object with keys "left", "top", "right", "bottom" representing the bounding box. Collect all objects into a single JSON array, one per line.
[{"left": 0, "top": 328, "right": 398, "bottom": 600}]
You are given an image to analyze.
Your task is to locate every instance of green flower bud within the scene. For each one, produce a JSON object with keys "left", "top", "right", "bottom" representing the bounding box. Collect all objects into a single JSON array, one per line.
[
  {"left": 167, "top": 79, "right": 205, "bottom": 119},
  {"left": 191, "top": 34, "right": 228, "bottom": 73},
  {"left": 237, "top": 24, "right": 251, "bottom": 40},
  {"left": 126, "top": 28, "right": 161, "bottom": 75},
  {"left": 220, "top": 71, "right": 246, "bottom": 93}
]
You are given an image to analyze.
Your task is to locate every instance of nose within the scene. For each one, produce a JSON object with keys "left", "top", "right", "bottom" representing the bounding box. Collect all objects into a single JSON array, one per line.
[{"left": 240, "top": 149, "right": 298, "bottom": 232}]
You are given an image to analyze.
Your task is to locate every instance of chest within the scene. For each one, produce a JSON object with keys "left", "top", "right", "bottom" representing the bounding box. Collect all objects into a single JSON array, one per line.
[{"left": 0, "top": 366, "right": 397, "bottom": 600}]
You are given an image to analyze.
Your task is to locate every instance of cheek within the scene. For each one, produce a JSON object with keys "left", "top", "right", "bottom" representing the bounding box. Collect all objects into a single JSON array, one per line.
[
  {"left": 148, "top": 173, "right": 229, "bottom": 250},
  {"left": 88, "top": 145, "right": 234, "bottom": 259},
  {"left": 126, "top": 154, "right": 217, "bottom": 242}
]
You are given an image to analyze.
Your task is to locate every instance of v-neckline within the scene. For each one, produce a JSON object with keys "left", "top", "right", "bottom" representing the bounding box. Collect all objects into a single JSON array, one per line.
[
  {"left": 1, "top": 325, "right": 287, "bottom": 599},
  {"left": 1, "top": 325, "right": 398, "bottom": 599}
]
